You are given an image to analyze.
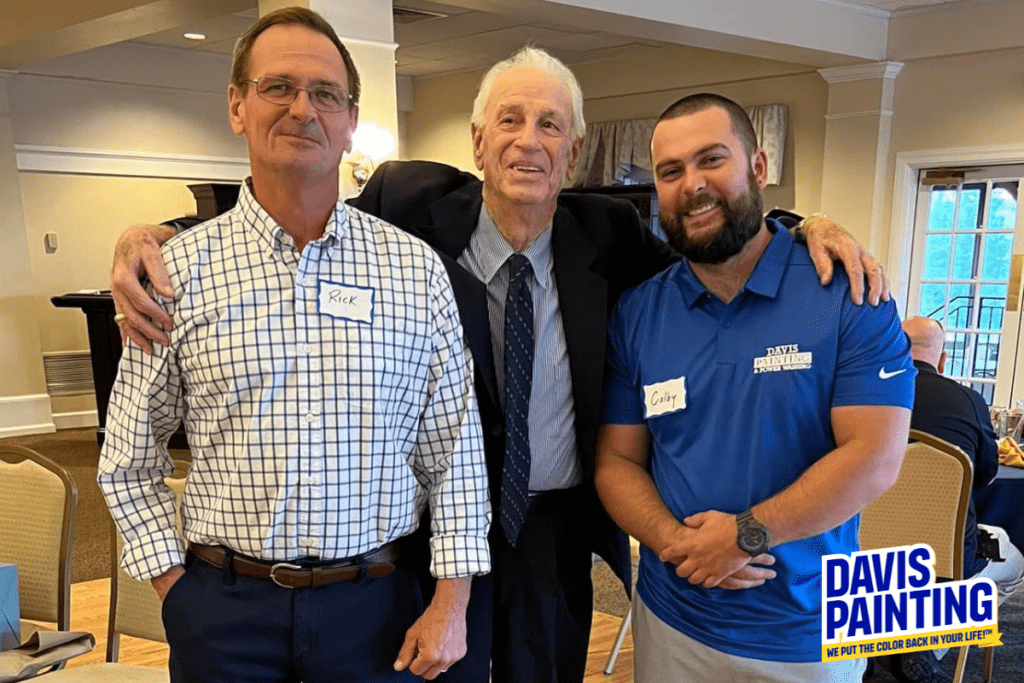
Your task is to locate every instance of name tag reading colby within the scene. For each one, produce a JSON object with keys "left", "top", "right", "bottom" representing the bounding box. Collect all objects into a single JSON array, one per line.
[
  {"left": 318, "top": 281, "right": 374, "bottom": 323},
  {"left": 643, "top": 376, "right": 686, "bottom": 418}
]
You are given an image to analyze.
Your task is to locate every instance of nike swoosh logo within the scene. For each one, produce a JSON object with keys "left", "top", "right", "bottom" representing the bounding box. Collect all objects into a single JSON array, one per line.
[{"left": 878, "top": 367, "right": 907, "bottom": 380}]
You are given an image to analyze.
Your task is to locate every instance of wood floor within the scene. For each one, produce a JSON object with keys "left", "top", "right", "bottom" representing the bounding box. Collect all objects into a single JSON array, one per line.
[{"left": 63, "top": 579, "right": 635, "bottom": 681}]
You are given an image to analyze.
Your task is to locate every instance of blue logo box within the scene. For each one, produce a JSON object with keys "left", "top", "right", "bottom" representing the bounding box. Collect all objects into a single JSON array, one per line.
[{"left": 0, "top": 563, "right": 19, "bottom": 651}]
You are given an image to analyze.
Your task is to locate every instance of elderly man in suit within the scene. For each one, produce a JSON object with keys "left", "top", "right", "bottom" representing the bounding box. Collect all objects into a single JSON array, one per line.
[{"left": 107, "top": 45, "right": 885, "bottom": 683}]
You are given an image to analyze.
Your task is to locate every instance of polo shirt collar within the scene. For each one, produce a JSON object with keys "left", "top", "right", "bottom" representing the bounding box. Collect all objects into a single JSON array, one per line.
[
  {"left": 675, "top": 218, "right": 791, "bottom": 308},
  {"left": 473, "top": 205, "right": 553, "bottom": 290}
]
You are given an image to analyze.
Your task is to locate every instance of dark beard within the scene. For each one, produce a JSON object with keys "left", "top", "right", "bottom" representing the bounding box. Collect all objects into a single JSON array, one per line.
[{"left": 660, "top": 171, "right": 764, "bottom": 264}]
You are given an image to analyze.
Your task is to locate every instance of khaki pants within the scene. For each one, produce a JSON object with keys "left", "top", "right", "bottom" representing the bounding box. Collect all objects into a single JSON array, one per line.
[{"left": 632, "top": 592, "right": 866, "bottom": 683}]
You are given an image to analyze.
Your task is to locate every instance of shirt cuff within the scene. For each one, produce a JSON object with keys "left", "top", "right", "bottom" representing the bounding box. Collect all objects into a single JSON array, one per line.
[
  {"left": 429, "top": 534, "right": 491, "bottom": 579},
  {"left": 121, "top": 529, "right": 187, "bottom": 581}
]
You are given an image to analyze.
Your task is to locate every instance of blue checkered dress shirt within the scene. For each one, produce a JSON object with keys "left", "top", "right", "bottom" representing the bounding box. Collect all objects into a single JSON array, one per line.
[{"left": 99, "top": 182, "right": 491, "bottom": 582}]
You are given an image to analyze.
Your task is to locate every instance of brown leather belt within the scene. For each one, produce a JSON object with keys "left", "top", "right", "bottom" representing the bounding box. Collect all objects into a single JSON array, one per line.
[{"left": 189, "top": 542, "right": 400, "bottom": 588}]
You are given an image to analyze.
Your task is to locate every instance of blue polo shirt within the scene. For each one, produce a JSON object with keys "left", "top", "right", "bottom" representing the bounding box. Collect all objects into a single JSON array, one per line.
[{"left": 602, "top": 222, "right": 915, "bottom": 662}]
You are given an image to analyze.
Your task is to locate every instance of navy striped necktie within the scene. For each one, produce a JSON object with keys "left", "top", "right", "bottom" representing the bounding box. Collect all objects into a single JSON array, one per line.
[{"left": 500, "top": 253, "right": 534, "bottom": 546}]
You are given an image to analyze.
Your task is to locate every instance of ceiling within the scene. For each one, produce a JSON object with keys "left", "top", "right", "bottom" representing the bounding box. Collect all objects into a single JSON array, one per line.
[{"left": 0, "top": 0, "right": 984, "bottom": 76}]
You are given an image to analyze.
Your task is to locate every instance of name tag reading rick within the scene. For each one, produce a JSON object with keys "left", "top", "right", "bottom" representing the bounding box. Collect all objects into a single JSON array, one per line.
[
  {"left": 643, "top": 376, "right": 686, "bottom": 418},
  {"left": 318, "top": 281, "right": 374, "bottom": 323}
]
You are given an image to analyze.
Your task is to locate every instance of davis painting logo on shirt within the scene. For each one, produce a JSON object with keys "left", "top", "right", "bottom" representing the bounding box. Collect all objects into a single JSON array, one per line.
[
  {"left": 821, "top": 544, "right": 1001, "bottom": 662},
  {"left": 753, "top": 344, "right": 812, "bottom": 374}
]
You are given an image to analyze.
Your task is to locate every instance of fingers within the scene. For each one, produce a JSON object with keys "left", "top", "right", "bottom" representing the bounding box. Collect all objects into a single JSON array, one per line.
[
  {"left": 393, "top": 631, "right": 417, "bottom": 673},
  {"left": 110, "top": 224, "right": 176, "bottom": 354},
  {"left": 682, "top": 511, "right": 708, "bottom": 528},
  {"left": 140, "top": 241, "right": 175, "bottom": 299},
  {"left": 405, "top": 642, "right": 460, "bottom": 680},
  {"left": 833, "top": 242, "right": 866, "bottom": 306},
  {"left": 718, "top": 575, "right": 768, "bottom": 590},
  {"left": 861, "top": 252, "right": 889, "bottom": 305},
  {"left": 677, "top": 564, "right": 722, "bottom": 589},
  {"left": 730, "top": 563, "right": 777, "bottom": 583},
  {"left": 806, "top": 238, "right": 835, "bottom": 290}
]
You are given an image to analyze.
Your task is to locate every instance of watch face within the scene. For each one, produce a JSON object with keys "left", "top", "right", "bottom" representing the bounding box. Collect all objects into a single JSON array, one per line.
[{"left": 739, "top": 526, "right": 767, "bottom": 553}]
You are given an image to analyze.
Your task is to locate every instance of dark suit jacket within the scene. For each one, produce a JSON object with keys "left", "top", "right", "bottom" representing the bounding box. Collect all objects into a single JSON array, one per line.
[
  {"left": 349, "top": 160, "right": 679, "bottom": 584},
  {"left": 909, "top": 359, "right": 999, "bottom": 577}
]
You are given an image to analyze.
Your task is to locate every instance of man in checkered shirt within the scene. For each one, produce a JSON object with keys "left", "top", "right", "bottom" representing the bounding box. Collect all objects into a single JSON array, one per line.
[{"left": 97, "top": 8, "right": 489, "bottom": 682}]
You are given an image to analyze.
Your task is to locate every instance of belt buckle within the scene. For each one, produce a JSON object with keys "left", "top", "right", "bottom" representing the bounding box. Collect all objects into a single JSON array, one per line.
[{"left": 269, "top": 562, "right": 303, "bottom": 588}]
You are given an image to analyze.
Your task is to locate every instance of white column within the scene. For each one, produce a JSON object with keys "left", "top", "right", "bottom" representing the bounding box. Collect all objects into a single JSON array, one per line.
[{"left": 818, "top": 62, "right": 903, "bottom": 257}]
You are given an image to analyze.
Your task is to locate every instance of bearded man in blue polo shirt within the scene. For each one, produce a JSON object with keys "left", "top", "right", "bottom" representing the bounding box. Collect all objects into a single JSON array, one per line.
[{"left": 596, "top": 93, "right": 916, "bottom": 683}]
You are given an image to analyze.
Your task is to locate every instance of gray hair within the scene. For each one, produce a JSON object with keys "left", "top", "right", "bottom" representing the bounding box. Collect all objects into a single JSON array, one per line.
[{"left": 471, "top": 46, "right": 585, "bottom": 142}]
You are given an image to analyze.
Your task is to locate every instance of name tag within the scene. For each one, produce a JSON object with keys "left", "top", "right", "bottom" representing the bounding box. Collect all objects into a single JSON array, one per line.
[
  {"left": 643, "top": 376, "right": 686, "bottom": 418},
  {"left": 318, "top": 281, "right": 374, "bottom": 323}
]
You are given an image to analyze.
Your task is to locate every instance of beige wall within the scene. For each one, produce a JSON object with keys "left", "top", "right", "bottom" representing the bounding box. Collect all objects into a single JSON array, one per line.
[
  {"left": 10, "top": 45, "right": 241, "bottom": 358},
  {"left": 405, "top": 45, "right": 828, "bottom": 216},
  {"left": 3, "top": 44, "right": 240, "bottom": 425},
  {"left": 406, "top": 69, "right": 481, "bottom": 172},
  {"left": 21, "top": 174, "right": 197, "bottom": 353},
  {"left": 878, "top": 46, "right": 1024, "bottom": 274}
]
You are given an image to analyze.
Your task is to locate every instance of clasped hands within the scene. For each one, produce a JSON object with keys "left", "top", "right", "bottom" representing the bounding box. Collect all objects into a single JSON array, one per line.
[{"left": 658, "top": 510, "right": 776, "bottom": 589}]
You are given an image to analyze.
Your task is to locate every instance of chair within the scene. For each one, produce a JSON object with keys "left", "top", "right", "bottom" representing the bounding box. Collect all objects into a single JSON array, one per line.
[
  {"left": 41, "top": 460, "right": 189, "bottom": 681},
  {"left": 603, "top": 536, "right": 641, "bottom": 675},
  {"left": 859, "top": 429, "right": 996, "bottom": 683},
  {"left": 0, "top": 446, "right": 78, "bottom": 635}
]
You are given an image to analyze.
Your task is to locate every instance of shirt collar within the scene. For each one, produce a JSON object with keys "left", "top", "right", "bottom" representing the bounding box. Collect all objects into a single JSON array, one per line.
[
  {"left": 675, "top": 218, "right": 791, "bottom": 308},
  {"left": 471, "top": 206, "right": 553, "bottom": 289},
  {"left": 237, "top": 177, "right": 349, "bottom": 255}
]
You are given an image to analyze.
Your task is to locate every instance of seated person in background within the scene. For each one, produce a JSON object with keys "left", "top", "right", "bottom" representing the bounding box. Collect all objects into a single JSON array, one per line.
[{"left": 896, "top": 315, "right": 1024, "bottom": 683}]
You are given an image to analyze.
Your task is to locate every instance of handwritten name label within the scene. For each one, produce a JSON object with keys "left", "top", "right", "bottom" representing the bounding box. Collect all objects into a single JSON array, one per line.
[
  {"left": 643, "top": 376, "right": 686, "bottom": 418},
  {"left": 318, "top": 281, "right": 374, "bottom": 323}
]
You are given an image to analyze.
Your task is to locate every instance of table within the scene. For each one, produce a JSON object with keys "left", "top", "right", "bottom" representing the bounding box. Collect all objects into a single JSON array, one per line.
[{"left": 973, "top": 464, "right": 1024, "bottom": 553}]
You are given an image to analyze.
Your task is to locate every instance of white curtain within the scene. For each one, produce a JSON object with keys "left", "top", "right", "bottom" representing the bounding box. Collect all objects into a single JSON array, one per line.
[
  {"left": 747, "top": 103, "right": 788, "bottom": 186},
  {"left": 574, "top": 103, "right": 788, "bottom": 188},
  {"left": 574, "top": 118, "right": 656, "bottom": 188}
]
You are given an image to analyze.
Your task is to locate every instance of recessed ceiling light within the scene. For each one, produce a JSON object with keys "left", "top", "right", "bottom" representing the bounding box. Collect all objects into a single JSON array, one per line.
[{"left": 183, "top": 32, "right": 206, "bottom": 41}]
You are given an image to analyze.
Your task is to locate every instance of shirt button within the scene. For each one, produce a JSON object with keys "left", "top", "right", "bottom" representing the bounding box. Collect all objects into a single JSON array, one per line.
[
  {"left": 491, "top": 425, "right": 503, "bottom": 437},
  {"left": 302, "top": 344, "right": 315, "bottom": 354},
  {"left": 304, "top": 413, "right": 315, "bottom": 423}
]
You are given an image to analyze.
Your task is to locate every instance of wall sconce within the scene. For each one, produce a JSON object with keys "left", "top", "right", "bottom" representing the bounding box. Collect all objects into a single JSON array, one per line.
[{"left": 346, "top": 123, "right": 396, "bottom": 188}]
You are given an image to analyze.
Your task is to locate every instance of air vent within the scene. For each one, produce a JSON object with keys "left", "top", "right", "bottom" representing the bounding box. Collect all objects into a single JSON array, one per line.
[
  {"left": 43, "top": 351, "right": 94, "bottom": 397},
  {"left": 393, "top": 6, "right": 448, "bottom": 24}
]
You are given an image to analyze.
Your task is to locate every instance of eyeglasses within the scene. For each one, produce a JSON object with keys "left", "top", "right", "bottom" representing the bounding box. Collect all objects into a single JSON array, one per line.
[{"left": 247, "top": 76, "right": 355, "bottom": 113}]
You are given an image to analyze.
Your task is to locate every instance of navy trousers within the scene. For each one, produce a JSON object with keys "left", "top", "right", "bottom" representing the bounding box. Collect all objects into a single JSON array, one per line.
[
  {"left": 490, "top": 488, "right": 593, "bottom": 683},
  {"left": 161, "top": 552, "right": 424, "bottom": 683}
]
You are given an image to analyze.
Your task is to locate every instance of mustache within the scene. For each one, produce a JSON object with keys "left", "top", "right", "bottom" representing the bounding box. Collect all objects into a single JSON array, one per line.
[
  {"left": 276, "top": 123, "right": 325, "bottom": 143},
  {"left": 678, "top": 193, "right": 720, "bottom": 214}
]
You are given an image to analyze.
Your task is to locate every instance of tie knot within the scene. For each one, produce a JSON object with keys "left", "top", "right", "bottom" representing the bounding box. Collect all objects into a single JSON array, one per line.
[{"left": 507, "top": 253, "right": 533, "bottom": 284}]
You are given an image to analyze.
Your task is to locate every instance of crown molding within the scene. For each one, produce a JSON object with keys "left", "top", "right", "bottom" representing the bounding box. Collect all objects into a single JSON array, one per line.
[
  {"left": 818, "top": 61, "right": 904, "bottom": 84},
  {"left": 15, "top": 144, "right": 249, "bottom": 181}
]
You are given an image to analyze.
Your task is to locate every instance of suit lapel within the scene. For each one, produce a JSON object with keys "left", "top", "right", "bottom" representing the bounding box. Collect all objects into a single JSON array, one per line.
[
  {"left": 551, "top": 203, "right": 607, "bottom": 471},
  {"left": 407, "top": 182, "right": 500, "bottom": 412}
]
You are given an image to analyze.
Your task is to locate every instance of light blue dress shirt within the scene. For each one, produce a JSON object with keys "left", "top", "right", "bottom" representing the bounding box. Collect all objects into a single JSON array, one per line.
[{"left": 458, "top": 207, "right": 583, "bottom": 492}]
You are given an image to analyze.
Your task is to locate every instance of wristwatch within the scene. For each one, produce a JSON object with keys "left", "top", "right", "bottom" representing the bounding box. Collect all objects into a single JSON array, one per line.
[{"left": 736, "top": 510, "right": 770, "bottom": 557}]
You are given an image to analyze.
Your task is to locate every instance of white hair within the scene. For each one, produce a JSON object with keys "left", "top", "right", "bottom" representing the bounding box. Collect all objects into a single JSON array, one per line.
[{"left": 471, "top": 46, "right": 585, "bottom": 142}]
